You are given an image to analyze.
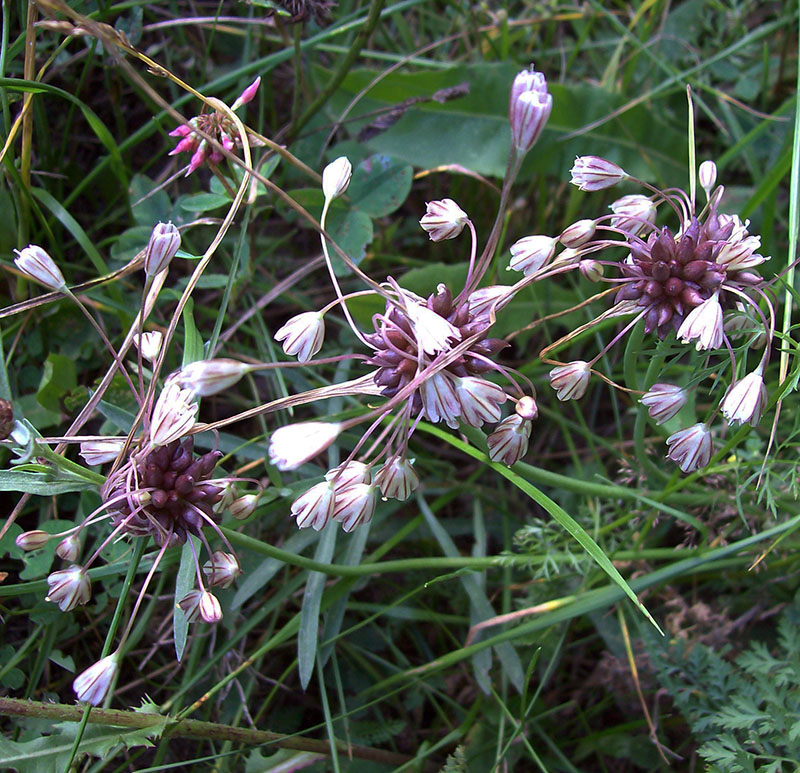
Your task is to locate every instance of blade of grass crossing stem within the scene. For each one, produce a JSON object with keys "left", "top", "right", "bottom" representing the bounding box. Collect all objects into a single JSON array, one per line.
[
  {"left": 174, "top": 536, "right": 198, "bottom": 661},
  {"left": 417, "top": 493, "right": 524, "bottom": 693},
  {"left": 470, "top": 498, "right": 492, "bottom": 694},
  {"left": 419, "top": 424, "right": 662, "bottom": 634},
  {"left": 319, "top": 518, "right": 372, "bottom": 668},
  {"left": 299, "top": 521, "right": 338, "bottom": 690},
  {"left": 317, "top": 657, "right": 341, "bottom": 773}
]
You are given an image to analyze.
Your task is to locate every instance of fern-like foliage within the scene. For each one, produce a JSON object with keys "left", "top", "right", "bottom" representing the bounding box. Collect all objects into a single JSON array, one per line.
[{"left": 647, "top": 595, "right": 800, "bottom": 772}]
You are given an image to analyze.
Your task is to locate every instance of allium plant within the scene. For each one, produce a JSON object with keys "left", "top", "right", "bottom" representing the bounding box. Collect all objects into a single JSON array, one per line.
[
  {"left": 511, "top": 114, "right": 776, "bottom": 474},
  {"left": 267, "top": 65, "right": 554, "bottom": 532}
]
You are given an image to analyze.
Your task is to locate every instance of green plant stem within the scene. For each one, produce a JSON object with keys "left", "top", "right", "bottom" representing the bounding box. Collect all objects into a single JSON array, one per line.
[
  {"left": 0, "top": 697, "right": 429, "bottom": 770},
  {"left": 288, "top": 0, "right": 386, "bottom": 139}
]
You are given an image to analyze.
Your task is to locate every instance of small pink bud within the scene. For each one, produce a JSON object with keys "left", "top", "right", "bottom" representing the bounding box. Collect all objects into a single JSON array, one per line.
[
  {"left": 515, "top": 395, "right": 538, "bottom": 421},
  {"left": 231, "top": 75, "right": 261, "bottom": 110},
  {"left": 187, "top": 143, "right": 208, "bottom": 176},
  {"left": 169, "top": 136, "right": 199, "bottom": 156},
  {"left": 169, "top": 124, "right": 193, "bottom": 138},
  {"left": 419, "top": 199, "right": 469, "bottom": 242}
]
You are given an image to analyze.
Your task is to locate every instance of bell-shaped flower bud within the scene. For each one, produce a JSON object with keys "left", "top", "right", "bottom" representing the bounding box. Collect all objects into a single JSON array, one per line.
[
  {"left": 73, "top": 652, "right": 119, "bottom": 705},
  {"left": 721, "top": 367, "right": 767, "bottom": 427},
  {"left": 46, "top": 565, "right": 91, "bottom": 612},
  {"left": 419, "top": 199, "right": 469, "bottom": 242},
  {"left": 326, "top": 461, "right": 372, "bottom": 491},
  {"left": 79, "top": 438, "right": 125, "bottom": 466},
  {"left": 133, "top": 331, "right": 163, "bottom": 362},
  {"left": 420, "top": 371, "right": 461, "bottom": 429},
  {"left": 177, "top": 358, "right": 250, "bottom": 397},
  {"left": 699, "top": 160, "right": 717, "bottom": 198},
  {"left": 666, "top": 423, "right": 712, "bottom": 473},
  {"left": 274, "top": 311, "right": 325, "bottom": 363},
  {"left": 640, "top": 383, "right": 687, "bottom": 425},
  {"left": 332, "top": 483, "right": 377, "bottom": 532},
  {"left": 374, "top": 457, "right": 419, "bottom": 500},
  {"left": 487, "top": 414, "right": 531, "bottom": 466},
  {"left": 570, "top": 156, "right": 628, "bottom": 191},
  {"left": 179, "top": 589, "right": 223, "bottom": 623},
  {"left": 14, "top": 245, "right": 66, "bottom": 291},
  {"left": 231, "top": 75, "right": 261, "bottom": 110},
  {"left": 150, "top": 382, "right": 198, "bottom": 447},
  {"left": 610, "top": 194, "right": 657, "bottom": 235},
  {"left": 509, "top": 66, "right": 552, "bottom": 153},
  {"left": 291, "top": 481, "right": 336, "bottom": 531},
  {"left": 322, "top": 156, "right": 352, "bottom": 200},
  {"left": 549, "top": 361, "right": 591, "bottom": 401},
  {"left": 508, "top": 235, "right": 557, "bottom": 275},
  {"left": 677, "top": 293, "right": 723, "bottom": 351},
  {"left": 56, "top": 534, "right": 81, "bottom": 562},
  {"left": 268, "top": 422, "right": 342, "bottom": 471},
  {"left": 455, "top": 377, "right": 507, "bottom": 427},
  {"left": 229, "top": 493, "right": 258, "bottom": 520},
  {"left": 559, "top": 219, "right": 596, "bottom": 248},
  {"left": 202, "top": 551, "right": 241, "bottom": 589},
  {"left": 16, "top": 530, "right": 51, "bottom": 551},
  {"left": 144, "top": 222, "right": 181, "bottom": 277}
]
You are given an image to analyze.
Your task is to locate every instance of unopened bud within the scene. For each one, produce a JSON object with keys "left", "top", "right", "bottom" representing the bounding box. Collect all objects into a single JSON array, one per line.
[
  {"left": 177, "top": 358, "right": 250, "bottom": 397},
  {"left": 515, "top": 395, "right": 538, "bottom": 421},
  {"left": 231, "top": 75, "right": 261, "bottom": 110},
  {"left": 14, "top": 245, "right": 66, "bottom": 291},
  {"left": 322, "top": 156, "right": 352, "bottom": 200},
  {"left": 229, "top": 493, "right": 258, "bottom": 520},
  {"left": 79, "top": 438, "right": 124, "bottom": 466},
  {"left": 559, "top": 219, "right": 596, "bottom": 248},
  {"left": 509, "top": 65, "right": 552, "bottom": 153},
  {"left": 16, "top": 530, "right": 51, "bottom": 551},
  {"left": 133, "top": 331, "right": 163, "bottom": 362},
  {"left": 202, "top": 551, "right": 241, "bottom": 588},
  {"left": 143, "top": 222, "right": 181, "bottom": 277},
  {"left": 699, "top": 160, "right": 717, "bottom": 198},
  {"left": 570, "top": 156, "right": 628, "bottom": 191},
  {"left": 56, "top": 534, "right": 81, "bottom": 562},
  {"left": 579, "top": 260, "right": 603, "bottom": 282}
]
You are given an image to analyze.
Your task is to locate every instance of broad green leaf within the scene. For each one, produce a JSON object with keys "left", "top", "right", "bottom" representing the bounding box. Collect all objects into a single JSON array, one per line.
[
  {"left": 348, "top": 154, "right": 413, "bottom": 217},
  {"left": 326, "top": 207, "right": 373, "bottom": 276},
  {"left": 179, "top": 192, "right": 231, "bottom": 213},
  {"left": 37, "top": 353, "right": 77, "bottom": 413},
  {"left": 129, "top": 174, "right": 173, "bottom": 227}
]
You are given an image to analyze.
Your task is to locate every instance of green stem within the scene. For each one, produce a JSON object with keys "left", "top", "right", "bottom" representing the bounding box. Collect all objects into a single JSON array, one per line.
[{"left": 288, "top": 0, "right": 386, "bottom": 139}]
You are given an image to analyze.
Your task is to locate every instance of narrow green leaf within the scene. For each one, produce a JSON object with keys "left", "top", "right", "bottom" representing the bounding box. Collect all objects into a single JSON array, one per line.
[{"left": 174, "top": 537, "right": 198, "bottom": 662}]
